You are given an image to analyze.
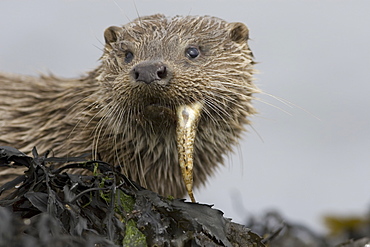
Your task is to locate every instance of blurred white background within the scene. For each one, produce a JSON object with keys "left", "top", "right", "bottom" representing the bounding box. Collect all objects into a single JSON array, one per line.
[{"left": 1, "top": 0, "right": 369, "bottom": 233}]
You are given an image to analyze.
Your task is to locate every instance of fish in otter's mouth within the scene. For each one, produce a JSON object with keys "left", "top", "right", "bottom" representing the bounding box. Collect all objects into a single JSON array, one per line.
[{"left": 176, "top": 102, "right": 203, "bottom": 202}]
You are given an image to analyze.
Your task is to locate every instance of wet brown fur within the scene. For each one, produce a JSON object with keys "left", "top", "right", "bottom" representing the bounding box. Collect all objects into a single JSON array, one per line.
[{"left": 0, "top": 14, "right": 258, "bottom": 198}]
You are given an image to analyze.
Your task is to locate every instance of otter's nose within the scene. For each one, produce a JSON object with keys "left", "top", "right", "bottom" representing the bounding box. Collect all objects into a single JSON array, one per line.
[{"left": 132, "top": 61, "right": 169, "bottom": 85}]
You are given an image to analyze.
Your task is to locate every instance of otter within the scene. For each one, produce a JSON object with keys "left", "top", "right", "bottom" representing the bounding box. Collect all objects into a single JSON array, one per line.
[{"left": 0, "top": 14, "right": 258, "bottom": 198}]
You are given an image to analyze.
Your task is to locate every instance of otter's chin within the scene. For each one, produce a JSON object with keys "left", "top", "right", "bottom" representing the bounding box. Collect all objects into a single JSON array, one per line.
[{"left": 141, "top": 104, "right": 176, "bottom": 126}]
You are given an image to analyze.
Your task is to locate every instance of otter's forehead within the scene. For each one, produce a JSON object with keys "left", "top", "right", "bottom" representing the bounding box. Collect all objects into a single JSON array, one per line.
[{"left": 123, "top": 14, "right": 229, "bottom": 42}]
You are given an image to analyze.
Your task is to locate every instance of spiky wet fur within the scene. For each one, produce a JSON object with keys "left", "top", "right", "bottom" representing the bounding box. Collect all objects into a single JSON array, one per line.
[{"left": 0, "top": 14, "right": 259, "bottom": 198}]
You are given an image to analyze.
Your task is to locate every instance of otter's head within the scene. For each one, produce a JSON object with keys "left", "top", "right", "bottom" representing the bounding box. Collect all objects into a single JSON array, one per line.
[
  {"left": 98, "top": 14, "right": 257, "bottom": 130},
  {"left": 93, "top": 15, "right": 258, "bottom": 199}
]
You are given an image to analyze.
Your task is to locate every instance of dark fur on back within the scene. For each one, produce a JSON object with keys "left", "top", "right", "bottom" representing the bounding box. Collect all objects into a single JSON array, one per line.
[{"left": 0, "top": 14, "right": 258, "bottom": 197}]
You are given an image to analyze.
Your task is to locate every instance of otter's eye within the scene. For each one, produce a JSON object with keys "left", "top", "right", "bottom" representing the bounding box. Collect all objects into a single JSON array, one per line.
[
  {"left": 185, "top": 47, "right": 200, "bottom": 59},
  {"left": 125, "top": 51, "right": 134, "bottom": 63}
]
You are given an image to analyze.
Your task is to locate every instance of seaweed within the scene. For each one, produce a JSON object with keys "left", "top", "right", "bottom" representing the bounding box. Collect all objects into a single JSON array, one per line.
[
  {"left": 2, "top": 146, "right": 369, "bottom": 246},
  {"left": 0, "top": 146, "right": 264, "bottom": 246}
]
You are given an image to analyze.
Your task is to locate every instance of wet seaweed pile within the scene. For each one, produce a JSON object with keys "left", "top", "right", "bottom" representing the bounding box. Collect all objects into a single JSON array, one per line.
[
  {"left": 0, "top": 146, "right": 264, "bottom": 247},
  {"left": 1, "top": 146, "right": 369, "bottom": 247}
]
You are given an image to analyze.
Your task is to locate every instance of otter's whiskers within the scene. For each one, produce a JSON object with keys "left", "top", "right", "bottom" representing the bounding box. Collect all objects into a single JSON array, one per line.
[{"left": 176, "top": 102, "right": 203, "bottom": 203}]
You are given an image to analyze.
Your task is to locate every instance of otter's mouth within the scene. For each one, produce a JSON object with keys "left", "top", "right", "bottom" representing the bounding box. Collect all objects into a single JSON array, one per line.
[{"left": 141, "top": 103, "right": 175, "bottom": 124}]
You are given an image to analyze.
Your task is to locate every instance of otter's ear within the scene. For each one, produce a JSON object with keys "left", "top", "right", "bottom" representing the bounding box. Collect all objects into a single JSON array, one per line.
[
  {"left": 104, "top": 26, "right": 123, "bottom": 47},
  {"left": 228, "top": 22, "right": 249, "bottom": 43}
]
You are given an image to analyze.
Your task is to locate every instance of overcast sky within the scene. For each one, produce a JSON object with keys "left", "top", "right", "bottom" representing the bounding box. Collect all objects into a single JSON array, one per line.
[{"left": 1, "top": 0, "right": 370, "bottom": 233}]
